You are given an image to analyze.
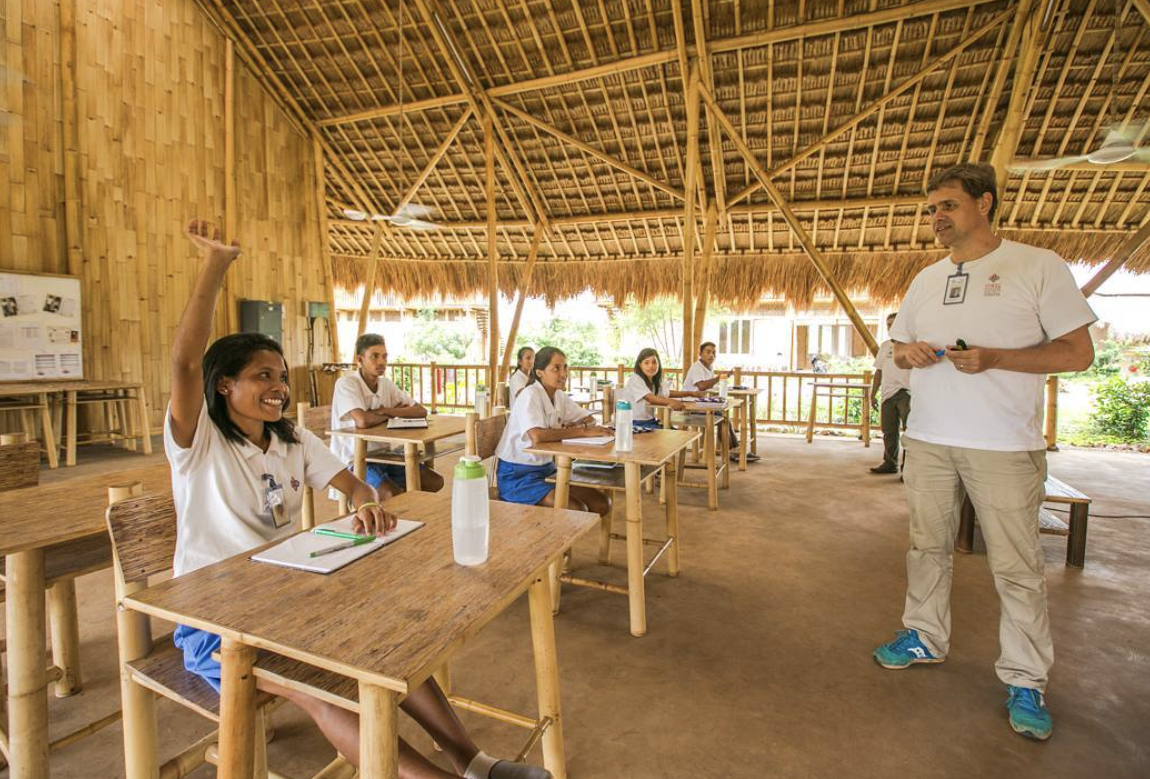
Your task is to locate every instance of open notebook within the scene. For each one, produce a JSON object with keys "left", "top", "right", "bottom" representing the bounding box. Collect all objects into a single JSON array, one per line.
[
  {"left": 386, "top": 417, "right": 428, "bottom": 429},
  {"left": 251, "top": 515, "right": 423, "bottom": 574}
]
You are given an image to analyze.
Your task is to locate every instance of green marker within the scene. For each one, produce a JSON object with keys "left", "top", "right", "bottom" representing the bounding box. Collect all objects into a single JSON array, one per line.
[
  {"left": 314, "top": 527, "right": 376, "bottom": 542},
  {"left": 310, "top": 537, "right": 374, "bottom": 558}
]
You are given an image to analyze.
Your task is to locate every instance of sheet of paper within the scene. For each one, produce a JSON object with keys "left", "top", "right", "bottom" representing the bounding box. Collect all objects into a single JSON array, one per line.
[
  {"left": 251, "top": 516, "right": 423, "bottom": 574},
  {"left": 561, "top": 435, "right": 615, "bottom": 446}
]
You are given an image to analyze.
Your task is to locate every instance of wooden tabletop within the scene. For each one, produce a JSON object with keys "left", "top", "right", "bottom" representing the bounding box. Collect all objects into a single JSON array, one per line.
[
  {"left": 679, "top": 398, "right": 743, "bottom": 412},
  {"left": 0, "top": 463, "right": 171, "bottom": 556},
  {"left": 327, "top": 414, "right": 467, "bottom": 446},
  {"left": 123, "top": 490, "right": 598, "bottom": 694},
  {"left": 525, "top": 429, "right": 698, "bottom": 466},
  {"left": 727, "top": 388, "right": 762, "bottom": 396},
  {"left": 0, "top": 379, "right": 144, "bottom": 396}
]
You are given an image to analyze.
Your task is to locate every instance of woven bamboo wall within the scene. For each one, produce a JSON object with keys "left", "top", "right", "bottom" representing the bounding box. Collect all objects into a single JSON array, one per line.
[{"left": 0, "top": 0, "right": 331, "bottom": 431}]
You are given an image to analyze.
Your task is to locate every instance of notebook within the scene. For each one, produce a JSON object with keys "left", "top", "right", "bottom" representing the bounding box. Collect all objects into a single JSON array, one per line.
[
  {"left": 251, "top": 516, "right": 423, "bottom": 574},
  {"left": 386, "top": 417, "right": 429, "bottom": 429},
  {"left": 561, "top": 435, "right": 614, "bottom": 446}
]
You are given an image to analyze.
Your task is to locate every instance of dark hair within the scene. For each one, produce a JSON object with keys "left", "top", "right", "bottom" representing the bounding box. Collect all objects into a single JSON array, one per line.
[
  {"left": 515, "top": 345, "right": 535, "bottom": 374},
  {"left": 355, "top": 333, "right": 385, "bottom": 357},
  {"left": 926, "top": 162, "right": 998, "bottom": 221},
  {"left": 202, "top": 333, "right": 298, "bottom": 446},
  {"left": 699, "top": 341, "right": 716, "bottom": 353},
  {"left": 525, "top": 346, "right": 566, "bottom": 387},
  {"left": 633, "top": 348, "right": 663, "bottom": 395}
]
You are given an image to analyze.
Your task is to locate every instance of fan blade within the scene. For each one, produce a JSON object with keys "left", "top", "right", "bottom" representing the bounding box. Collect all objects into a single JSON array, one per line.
[
  {"left": 342, "top": 208, "right": 369, "bottom": 221},
  {"left": 1133, "top": 147, "right": 1150, "bottom": 163},
  {"left": 395, "top": 203, "right": 435, "bottom": 220},
  {"left": 403, "top": 219, "right": 440, "bottom": 231},
  {"left": 1009, "top": 156, "right": 1089, "bottom": 171}
]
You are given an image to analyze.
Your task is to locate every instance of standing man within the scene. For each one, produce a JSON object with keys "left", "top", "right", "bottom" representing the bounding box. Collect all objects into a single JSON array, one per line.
[
  {"left": 869, "top": 312, "right": 911, "bottom": 474},
  {"left": 872, "top": 163, "right": 1095, "bottom": 741}
]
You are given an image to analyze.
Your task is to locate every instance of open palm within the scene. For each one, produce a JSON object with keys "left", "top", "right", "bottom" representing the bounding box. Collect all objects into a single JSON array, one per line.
[{"left": 185, "top": 219, "right": 241, "bottom": 264}]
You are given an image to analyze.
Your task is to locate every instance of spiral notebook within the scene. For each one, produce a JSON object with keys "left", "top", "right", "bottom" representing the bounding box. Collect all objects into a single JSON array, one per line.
[{"left": 251, "top": 516, "right": 424, "bottom": 574}]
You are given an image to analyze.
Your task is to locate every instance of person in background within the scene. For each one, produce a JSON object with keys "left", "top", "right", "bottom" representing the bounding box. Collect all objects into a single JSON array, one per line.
[
  {"left": 624, "top": 348, "right": 694, "bottom": 430},
  {"left": 508, "top": 346, "right": 534, "bottom": 408},
  {"left": 330, "top": 333, "right": 444, "bottom": 493},
  {"left": 810, "top": 354, "right": 828, "bottom": 373},
  {"left": 872, "top": 162, "right": 1095, "bottom": 742},
  {"left": 682, "top": 341, "right": 757, "bottom": 462},
  {"left": 869, "top": 312, "right": 911, "bottom": 475}
]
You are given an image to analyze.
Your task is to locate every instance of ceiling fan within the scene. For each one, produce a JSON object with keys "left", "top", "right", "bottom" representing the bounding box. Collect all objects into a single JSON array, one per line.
[
  {"left": 343, "top": 204, "right": 439, "bottom": 231},
  {"left": 1010, "top": 124, "right": 1150, "bottom": 171}
]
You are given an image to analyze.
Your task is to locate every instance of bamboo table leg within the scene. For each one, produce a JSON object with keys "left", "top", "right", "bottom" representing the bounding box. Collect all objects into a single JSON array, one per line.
[
  {"left": 806, "top": 388, "right": 817, "bottom": 443},
  {"left": 551, "top": 456, "right": 572, "bottom": 613},
  {"left": 704, "top": 411, "right": 718, "bottom": 510},
  {"left": 1067, "top": 504, "right": 1089, "bottom": 568},
  {"left": 862, "top": 389, "right": 871, "bottom": 448},
  {"left": 665, "top": 454, "right": 681, "bottom": 577},
  {"left": 359, "top": 683, "right": 399, "bottom": 779},
  {"left": 528, "top": 573, "right": 567, "bottom": 779},
  {"left": 739, "top": 403, "right": 749, "bottom": 471},
  {"left": 354, "top": 438, "right": 368, "bottom": 480},
  {"left": 403, "top": 443, "right": 421, "bottom": 492},
  {"left": 136, "top": 385, "right": 153, "bottom": 455},
  {"left": 38, "top": 393, "right": 58, "bottom": 469},
  {"left": 623, "top": 462, "right": 647, "bottom": 636},
  {"left": 218, "top": 638, "right": 258, "bottom": 779},
  {"left": 65, "top": 390, "right": 78, "bottom": 467},
  {"left": 47, "top": 581, "right": 82, "bottom": 697},
  {"left": 6, "top": 548, "right": 50, "bottom": 779},
  {"left": 721, "top": 413, "right": 731, "bottom": 490},
  {"left": 750, "top": 395, "right": 759, "bottom": 456}
]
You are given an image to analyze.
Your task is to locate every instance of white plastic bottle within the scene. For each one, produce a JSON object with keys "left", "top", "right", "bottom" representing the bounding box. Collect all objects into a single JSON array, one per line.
[
  {"left": 451, "top": 455, "right": 490, "bottom": 565},
  {"left": 475, "top": 384, "right": 488, "bottom": 418},
  {"left": 719, "top": 374, "right": 729, "bottom": 400},
  {"left": 614, "top": 400, "right": 633, "bottom": 452}
]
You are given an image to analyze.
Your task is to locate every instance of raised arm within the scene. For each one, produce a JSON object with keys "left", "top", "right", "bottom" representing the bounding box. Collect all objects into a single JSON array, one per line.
[
  {"left": 169, "top": 220, "right": 241, "bottom": 447},
  {"left": 642, "top": 391, "right": 687, "bottom": 412}
]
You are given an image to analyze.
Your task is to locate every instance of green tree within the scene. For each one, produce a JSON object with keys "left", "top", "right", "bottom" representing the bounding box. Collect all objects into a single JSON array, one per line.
[
  {"left": 405, "top": 309, "right": 473, "bottom": 363},
  {"left": 1092, "top": 378, "right": 1150, "bottom": 441},
  {"left": 617, "top": 296, "right": 682, "bottom": 363},
  {"left": 520, "top": 318, "right": 603, "bottom": 365}
]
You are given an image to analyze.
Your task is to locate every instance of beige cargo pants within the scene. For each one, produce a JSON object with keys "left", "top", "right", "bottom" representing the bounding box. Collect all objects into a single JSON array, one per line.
[{"left": 901, "top": 436, "right": 1053, "bottom": 690}]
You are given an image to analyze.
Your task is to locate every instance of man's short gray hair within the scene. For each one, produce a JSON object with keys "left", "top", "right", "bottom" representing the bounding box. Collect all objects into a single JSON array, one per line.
[{"left": 926, "top": 162, "right": 998, "bottom": 221}]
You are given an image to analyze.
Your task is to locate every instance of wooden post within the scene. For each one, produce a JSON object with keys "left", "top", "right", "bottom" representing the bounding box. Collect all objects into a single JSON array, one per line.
[
  {"left": 218, "top": 638, "right": 259, "bottom": 779},
  {"left": 6, "top": 548, "right": 49, "bottom": 778},
  {"left": 313, "top": 137, "right": 343, "bottom": 361},
  {"left": 359, "top": 683, "right": 399, "bottom": 779},
  {"left": 499, "top": 224, "right": 545, "bottom": 382},
  {"left": 403, "top": 443, "right": 421, "bottom": 493},
  {"left": 681, "top": 65, "right": 702, "bottom": 373},
  {"left": 48, "top": 582, "right": 82, "bottom": 697},
  {"left": 356, "top": 223, "right": 385, "bottom": 339},
  {"left": 59, "top": 0, "right": 83, "bottom": 278},
  {"left": 623, "top": 462, "right": 647, "bottom": 636},
  {"left": 692, "top": 204, "right": 719, "bottom": 353},
  {"left": 465, "top": 412, "right": 478, "bottom": 457},
  {"left": 987, "top": 8, "right": 1045, "bottom": 195},
  {"left": 1045, "top": 375, "right": 1059, "bottom": 451},
  {"left": 219, "top": 39, "right": 238, "bottom": 336},
  {"left": 484, "top": 114, "right": 501, "bottom": 389},
  {"left": 698, "top": 84, "right": 879, "bottom": 355},
  {"left": 527, "top": 574, "right": 567, "bottom": 779}
]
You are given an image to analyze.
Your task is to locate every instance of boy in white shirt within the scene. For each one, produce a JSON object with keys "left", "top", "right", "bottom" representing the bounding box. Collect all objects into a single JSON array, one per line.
[
  {"left": 330, "top": 333, "right": 444, "bottom": 493},
  {"left": 869, "top": 312, "right": 911, "bottom": 474},
  {"left": 679, "top": 342, "right": 755, "bottom": 461}
]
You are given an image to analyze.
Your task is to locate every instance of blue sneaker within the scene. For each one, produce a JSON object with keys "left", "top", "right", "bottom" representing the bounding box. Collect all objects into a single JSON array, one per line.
[
  {"left": 873, "top": 629, "right": 945, "bottom": 669},
  {"left": 1006, "top": 685, "right": 1053, "bottom": 741}
]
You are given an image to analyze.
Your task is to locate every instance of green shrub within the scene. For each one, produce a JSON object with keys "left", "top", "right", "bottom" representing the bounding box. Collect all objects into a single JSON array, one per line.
[{"left": 1092, "top": 378, "right": 1150, "bottom": 441}]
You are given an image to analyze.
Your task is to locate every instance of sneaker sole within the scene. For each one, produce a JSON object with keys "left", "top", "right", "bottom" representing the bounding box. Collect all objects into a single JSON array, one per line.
[
  {"left": 873, "top": 655, "right": 945, "bottom": 670},
  {"left": 1010, "top": 720, "right": 1052, "bottom": 741}
]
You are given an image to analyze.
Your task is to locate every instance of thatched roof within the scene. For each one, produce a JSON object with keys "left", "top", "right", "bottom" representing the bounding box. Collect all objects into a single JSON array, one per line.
[{"left": 204, "top": 0, "right": 1150, "bottom": 306}]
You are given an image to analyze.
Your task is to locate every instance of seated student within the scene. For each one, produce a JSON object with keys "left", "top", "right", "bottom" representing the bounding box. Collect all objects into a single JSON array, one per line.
[
  {"left": 623, "top": 348, "right": 691, "bottom": 430},
  {"left": 495, "top": 346, "right": 611, "bottom": 518},
  {"left": 682, "top": 342, "right": 756, "bottom": 462},
  {"left": 170, "top": 220, "right": 549, "bottom": 779},
  {"left": 331, "top": 333, "right": 444, "bottom": 493},
  {"left": 507, "top": 346, "right": 534, "bottom": 408}
]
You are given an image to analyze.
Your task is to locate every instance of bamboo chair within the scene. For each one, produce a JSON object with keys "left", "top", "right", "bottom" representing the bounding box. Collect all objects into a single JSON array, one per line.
[
  {"left": 296, "top": 401, "right": 338, "bottom": 528},
  {"left": 464, "top": 409, "right": 508, "bottom": 500},
  {"left": 105, "top": 485, "right": 358, "bottom": 779}
]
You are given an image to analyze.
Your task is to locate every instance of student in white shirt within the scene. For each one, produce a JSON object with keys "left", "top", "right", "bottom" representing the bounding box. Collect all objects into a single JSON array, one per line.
[
  {"left": 680, "top": 342, "right": 756, "bottom": 461},
  {"left": 330, "top": 333, "right": 444, "bottom": 493},
  {"left": 495, "top": 346, "right": 612, "bottom": 518},
  {"left": 869, "top": 312, "right": 911, "bottom": 474},
  {"left": 623, "top": 348, "right": 691, "bottom": 429},
  {"left": 871, "top": 165, "right": 1095, "bottom": 743},
  {"left": 507, "top": 346, "right": 534, "bottom": 407},
  {"left": 169, "top": 220, "right": 551, "bottom": 779}
]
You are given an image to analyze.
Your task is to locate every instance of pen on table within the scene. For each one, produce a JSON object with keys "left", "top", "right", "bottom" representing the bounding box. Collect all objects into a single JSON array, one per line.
[
  {"left": 310, "top": 537, "right": 375, "bottom": 558},
  {"left": 314, "top": 528, "right": 375, "bottom": 541}
]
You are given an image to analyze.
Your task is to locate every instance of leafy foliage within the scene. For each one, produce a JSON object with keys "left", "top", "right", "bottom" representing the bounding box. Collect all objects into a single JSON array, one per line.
[
  {"left": 520, "top": 318, "right": 603, "bottom": 365},
  {"left": 1091, "top": 378, "right": 1150, "bottom": 441},
  {"left": 405, "top": 309, "right": 473, "bottom": 363}
]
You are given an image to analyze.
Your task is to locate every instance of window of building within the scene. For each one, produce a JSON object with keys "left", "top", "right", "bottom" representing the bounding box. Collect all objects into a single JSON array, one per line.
[{"left": 719, "top": 319, "right": 753, "bottom": 354}]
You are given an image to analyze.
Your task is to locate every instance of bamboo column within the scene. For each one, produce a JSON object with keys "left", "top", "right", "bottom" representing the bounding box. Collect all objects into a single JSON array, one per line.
[
  {"left": 59, "top": 0, "right": 83, "bottom": 278},
  {"left": 356, "top": 224, "right": 385, "bottom": 339},
  {"left": 969, "top": 0, "right": 1037, "bottom": 160},
  {"left": 313, "top": 137, "right": 342, "bottom": 361},
  {"left": 220, "top": 39, "right": 238, "bottom": 335},
  {"left": 680, "top": 65, "right": 702, "bottom": 373},
  {"left": 692, "top": 204, "right": 719, "bottom": 353},
  {"left": 988, "top": 8, "right": 1045, "bottom": 194},
  {"left": 699, "top": 84, "right": 879, "bottom": 355},
  {"left": 484, "top": 114, "right": 501, "bottom": 388},
  {"left": 499, "top": 224, "right": 545, "bottom": 382}
]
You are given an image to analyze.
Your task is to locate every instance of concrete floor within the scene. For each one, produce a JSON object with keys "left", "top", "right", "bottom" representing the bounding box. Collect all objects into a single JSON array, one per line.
[{"left": 8, "top": 433, "right": 1149, "bottom": 778}]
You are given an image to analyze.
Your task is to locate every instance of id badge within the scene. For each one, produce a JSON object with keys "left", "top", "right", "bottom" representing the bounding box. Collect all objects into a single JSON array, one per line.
[
  {"left": 261, "top": 475, "right": 290, "bottom": 529},
  {"left": 943, "top": 271, "right": 969, "bottom": 305}
]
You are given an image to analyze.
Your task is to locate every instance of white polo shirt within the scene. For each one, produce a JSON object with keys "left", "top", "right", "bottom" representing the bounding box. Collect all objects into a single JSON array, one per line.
[
  {"left": 495, "top": 382, "right": 588, "bottom": 466},
  {"left": 682, "top": 360, "right": 715, "bottom": 392},
  {"left": 329, "top": 371, "right": 416, "bottom": 463},
  {"left": 623, "top": 374, "right": 668, "bottom": 422},
  {"left": 873, "top": 340, "right": 911, "bottom": 401},
  {"left": 508, "top": 369, "right": 529, "bottom": 409},
  {"left": 890, "top": 240, "right": 1095, "bottom": 451},
  {"left": 165, "top": 402, "right": 345, "bottom": 576}
]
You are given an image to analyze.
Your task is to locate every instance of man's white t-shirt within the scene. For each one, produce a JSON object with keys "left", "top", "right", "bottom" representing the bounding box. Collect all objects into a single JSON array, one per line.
[
  {"left": 508, "top": 369, "right": 529, "bottom": 408},
  {"left": 495, "top": 382, "right": 588, "bottom": 466},
  {"left": 623, "top": 374, "right": 668, "bottom": 422},
  {"left": 873, "top": 340, "right": 911, "bottom": 401},
  {"left": 329, "top": 371, "right": 416, "bottom": 463},
  {"left": 165, "top": 402, "right": 345, "bottom": 576},
  {"left": 681, "top": 360, "right": 715, "bottom": 392},
  {"left": 890, "top": 240, "right": 1095, "bottom": 451}
]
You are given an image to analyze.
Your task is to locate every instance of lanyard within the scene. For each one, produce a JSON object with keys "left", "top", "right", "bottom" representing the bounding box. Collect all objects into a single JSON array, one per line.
[{"left": 943, "top": 262, "right": 968, "bottom": 305}]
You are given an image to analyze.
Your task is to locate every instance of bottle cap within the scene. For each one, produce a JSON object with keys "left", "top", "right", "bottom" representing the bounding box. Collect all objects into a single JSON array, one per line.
[
  {"left": 616, "top": 400, "right": 632, "bottom": 410},
  {"left": 454, "top": 455, "right": 486, "bottom": 480}
]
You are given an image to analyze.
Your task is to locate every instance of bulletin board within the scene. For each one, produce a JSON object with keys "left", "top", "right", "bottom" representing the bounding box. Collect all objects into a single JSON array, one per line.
[{"left": 0, "top": 271, "right": 84, "bottom": 381}]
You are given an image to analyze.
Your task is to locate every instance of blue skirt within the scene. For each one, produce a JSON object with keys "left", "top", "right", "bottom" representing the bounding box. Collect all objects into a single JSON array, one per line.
[
  {"left": 355, "top": 461, "right": 408, "bottom": 490},
  {"left": 497, "top": 459, "right": 557, "bottom": 505},
  {"left": 173, "top": 624, "right": 222, "bottom": 693}
]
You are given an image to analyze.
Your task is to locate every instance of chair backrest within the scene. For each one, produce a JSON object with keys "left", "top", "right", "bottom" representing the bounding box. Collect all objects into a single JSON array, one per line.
[
  {"left": 466, "top": 411, "right": 508, "bottom": 462},
  {"left": 106, "top": 492, "right": 178, "bottom": 587},
  {"left": 0, "top": 440, "right": 40, "bottom": 491},
  {"left": 296, "top": 401, "right": 333, "bottom": 439}
]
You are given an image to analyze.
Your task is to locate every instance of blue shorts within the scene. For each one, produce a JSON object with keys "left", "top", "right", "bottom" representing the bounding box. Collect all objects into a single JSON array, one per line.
[
  {"left": 173, "top": 624, "right": 222, "bottom": 693},
  {"left": 355, "top": 461, "right": 408, "bottom": 490},
  {"left": 497, "top": 459, "right": 557, "bottom": 505},
  {"left": 633, "top": 418, "right": 662, "bottom": 430}
]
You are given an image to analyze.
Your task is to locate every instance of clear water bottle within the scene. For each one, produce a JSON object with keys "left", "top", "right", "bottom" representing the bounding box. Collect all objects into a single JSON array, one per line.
[
  {"left": 451, "top": 456, "right": 490, "bottom": 566},
  {"left": 719, "top": 375, "right": 729, "bottom": 400},
  {"left": 614, "top": 400, "right": 633, "bottom": 452},
  {"left": 475, "top": 384, "right": 488, "bottom": 418}
]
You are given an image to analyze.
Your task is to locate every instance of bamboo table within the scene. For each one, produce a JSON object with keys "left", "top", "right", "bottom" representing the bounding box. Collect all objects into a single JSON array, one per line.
[
  {"left": 328, "top": 414, "right": 467, "bottom": 492},
  {"left": 727, "top": 388, "right": 761, "bottom": 470},
  {"left": 0, "top": 383, "right": 60, "bottom": 469},
  {"left": 666, "top": 398, "right": 743, "bottom": 511},
  {"left": 122, "top": 490, "right": 598, "bottom": 779},
  {"left": 0, "top": 463, "right": 172, "bottom": 778},
  {"left": 59, "top": 380, "right": 154, "bottom": 465},
  {"left": 805, "top": 382, "right": 871, "bottom": 447},
  {"left": 525, "top": 429, "right": 699, "bottom": 637}
]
